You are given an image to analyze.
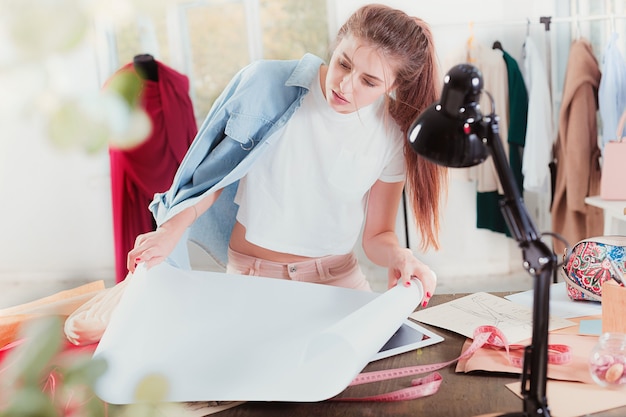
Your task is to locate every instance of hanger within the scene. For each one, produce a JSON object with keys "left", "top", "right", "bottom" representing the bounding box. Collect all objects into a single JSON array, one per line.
[
  {"left": 492, "top": 40, "right": 503, "bottom": 51},
  {"left": 610, "top": 12, "right": 616, "bottom": 33},
  {"left": 573, "top": 14, "right": 581, "bottom": 39},
  {"left": 467, "top": 21, "right": 475, "bottom": 63},
  {"left": 522, "top": 18, "right": 531, "bottom": 59}
]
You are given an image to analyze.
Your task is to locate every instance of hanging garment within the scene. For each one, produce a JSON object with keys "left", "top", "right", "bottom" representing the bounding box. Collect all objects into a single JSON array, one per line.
[
  {"left": 598, "top": 32, "right": 626, "bottom": 151},
  {"left": 108, "top": 57, "right": 197, "bottom": 283},
  {"left": 551, "top": 39, "right": 603, "bottom": 256},
  {"left": 502, "top": 49, "right": 528, "bottom": 196},
  {"left": 476, "top": 46, "right": 529, "bottom": 236},
  {"left": 522, "top": 36, "right": 554, "bottom": 194},
  {"left": 444, "top": 42, "right": 510, "bottom": 235}
]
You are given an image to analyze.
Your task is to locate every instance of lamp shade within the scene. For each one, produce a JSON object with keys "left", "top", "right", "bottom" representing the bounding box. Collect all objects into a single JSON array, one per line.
[{"left": 408, "top": 64, "right": 489, "bottom": 168}]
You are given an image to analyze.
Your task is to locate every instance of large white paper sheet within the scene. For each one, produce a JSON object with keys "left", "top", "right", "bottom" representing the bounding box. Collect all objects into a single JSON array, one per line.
[{"left": 93, "top": 262, "right": 423, "bottom": 404}]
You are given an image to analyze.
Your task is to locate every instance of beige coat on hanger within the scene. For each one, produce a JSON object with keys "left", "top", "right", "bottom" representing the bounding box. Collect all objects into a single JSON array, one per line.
[{"left": 551, "top": 38, "right": 603, "bottom": 255}]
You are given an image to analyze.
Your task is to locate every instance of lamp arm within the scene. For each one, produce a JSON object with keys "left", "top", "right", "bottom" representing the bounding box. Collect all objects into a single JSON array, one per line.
[
  {"left": 480, "top": 115, "right": 539, "bottom": 246},
  {"left": 480, "top": 114, "right": 557, "bottom": 417}
]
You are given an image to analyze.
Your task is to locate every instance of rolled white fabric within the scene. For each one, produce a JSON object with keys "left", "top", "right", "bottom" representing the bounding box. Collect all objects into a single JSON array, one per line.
[{"left": 64, "top": 278, "right": 129, "bottom": 346}]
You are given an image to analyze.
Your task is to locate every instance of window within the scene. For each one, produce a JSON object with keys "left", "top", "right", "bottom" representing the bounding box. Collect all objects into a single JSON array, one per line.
[{"left": 108, "top": 0, "right": 329, "bottom": 124}]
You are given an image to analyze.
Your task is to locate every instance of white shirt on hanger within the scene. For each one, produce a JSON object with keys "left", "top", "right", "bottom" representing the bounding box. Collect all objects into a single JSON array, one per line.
[
  {"left": 522, "top": 36, "right": 554, "bottom": 194},
  {"left": 598, "top": 32, "right": 626, "bottom": 150}
]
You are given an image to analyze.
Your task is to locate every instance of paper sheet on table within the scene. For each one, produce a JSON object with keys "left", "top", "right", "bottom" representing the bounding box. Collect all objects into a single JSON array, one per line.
[
  {"left": 506, "top": 380, "right": 626, "bottom": 417},
  {"left": 93, "top": 262, "right": 423, "bottom": 404},
  {"left": 410, "top": 292, "right": 574, "bottom": 344},
  {"left": 505, "top": 282, "right": 602, "bottom": 319},
  {"left": 456, "top": 332, "right": 598, "bottom": 384}
]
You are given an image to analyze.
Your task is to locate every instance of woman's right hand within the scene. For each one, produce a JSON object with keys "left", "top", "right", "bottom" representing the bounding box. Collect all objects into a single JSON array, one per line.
[
  {"left": 127, "top": 191, "right": 222, "bottom": 273},
  {"left": 127, "top": 226, "right": 182, "bottom": 273},
  {"left": 126, "top": 204, "right": 199, "bottom": 273}
]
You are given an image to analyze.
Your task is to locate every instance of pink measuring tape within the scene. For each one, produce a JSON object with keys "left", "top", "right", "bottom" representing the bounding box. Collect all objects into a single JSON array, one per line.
[{"left": 336, "top": 325, "right": 572, "bottom": 402}]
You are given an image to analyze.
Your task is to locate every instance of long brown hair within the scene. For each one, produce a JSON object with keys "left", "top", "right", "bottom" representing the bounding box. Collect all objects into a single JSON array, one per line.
[{"left": 335, "top": 4, "right": 448, "bottom": 251}]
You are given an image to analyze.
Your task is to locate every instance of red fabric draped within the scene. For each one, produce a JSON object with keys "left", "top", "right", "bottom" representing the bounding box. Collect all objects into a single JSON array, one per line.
[{"left": 108, "top": 62, "right": 197, "bottom": 283}]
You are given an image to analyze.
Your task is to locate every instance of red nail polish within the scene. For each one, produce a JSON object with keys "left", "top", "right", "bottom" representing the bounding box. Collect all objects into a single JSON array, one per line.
[
  {"left": 404, "top": 281, "right": 411, "bottom": 287},
  {"left": 426, "top": 292, "right": 432, "bottom": 298},
  {"left": 422, "top": 300, "right": 428, "bottom": 307}
]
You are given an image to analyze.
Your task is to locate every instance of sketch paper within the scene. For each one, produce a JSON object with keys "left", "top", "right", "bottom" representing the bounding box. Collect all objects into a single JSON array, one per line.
[
  {"left": 93, "top": 262, "right": 423, "bottom": 404},
  {"left": 410, "top": 292, "right": 574, "bottom": 343}
]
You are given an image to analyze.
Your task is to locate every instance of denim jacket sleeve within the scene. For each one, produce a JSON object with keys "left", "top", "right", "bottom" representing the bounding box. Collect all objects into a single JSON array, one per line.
[{"left": 149, "top": 53, "right": 323, "bottom": 269}]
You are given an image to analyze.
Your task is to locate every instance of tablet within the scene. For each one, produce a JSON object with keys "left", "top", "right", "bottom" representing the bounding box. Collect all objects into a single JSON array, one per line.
[{"left": 371, "top": 318, "right": 444, "bottom": 361}]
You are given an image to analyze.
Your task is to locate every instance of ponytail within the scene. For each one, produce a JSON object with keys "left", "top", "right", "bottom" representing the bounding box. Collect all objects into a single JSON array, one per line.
[{"left": 337, "top": 5, "right": 448, "bottom": 251}]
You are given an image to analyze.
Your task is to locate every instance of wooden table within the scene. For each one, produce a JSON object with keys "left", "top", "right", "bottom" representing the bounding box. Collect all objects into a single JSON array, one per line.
[{"left": 215, "top": 293, "right": 626, "bottom": 417}]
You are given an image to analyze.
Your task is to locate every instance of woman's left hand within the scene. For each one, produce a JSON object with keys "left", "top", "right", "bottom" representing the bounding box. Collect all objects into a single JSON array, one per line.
[{"left": 387, "top": 248, "right": 437, "bottom": 307}]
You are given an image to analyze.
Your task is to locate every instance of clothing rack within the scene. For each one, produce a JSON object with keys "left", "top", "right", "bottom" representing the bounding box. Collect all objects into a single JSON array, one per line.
[
  {"left": 435, "top": 18, "right": 530, "bottom": 28},
  {"left": 431, "top": 13, "right": 626, "bottom": 31},
  {"left": 537, "top": 13, "right": 626, "bottom": 92},
  {"left": 541, "top": 13, "right": 626, "bottom": 31},
  {"left": 404, "top": 12, "right": 625, "bottom": 250}
]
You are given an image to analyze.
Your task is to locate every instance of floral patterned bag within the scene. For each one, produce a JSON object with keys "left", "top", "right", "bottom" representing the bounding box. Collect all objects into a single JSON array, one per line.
[{"left": 560, "top": 236, "right": 626, "bottom": 302}]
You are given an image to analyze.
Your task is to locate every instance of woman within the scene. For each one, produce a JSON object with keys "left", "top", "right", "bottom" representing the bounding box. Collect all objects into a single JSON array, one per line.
[{"left": 127, "top": 4, "right": 447, "bottom": 307}]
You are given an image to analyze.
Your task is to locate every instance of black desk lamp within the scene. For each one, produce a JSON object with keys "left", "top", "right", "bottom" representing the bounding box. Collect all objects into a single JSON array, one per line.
[{"left": 409, "top": 64, "right": 557, "bottom": 417}]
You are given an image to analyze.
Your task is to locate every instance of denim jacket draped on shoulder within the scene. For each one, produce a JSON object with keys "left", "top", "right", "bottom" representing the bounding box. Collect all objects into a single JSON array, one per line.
[{"left": 149, "top": 53, "right": 324, "bottom": 269}]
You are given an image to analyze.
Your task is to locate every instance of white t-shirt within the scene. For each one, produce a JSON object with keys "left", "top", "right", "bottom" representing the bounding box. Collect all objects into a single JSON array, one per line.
[{"left": 234, "top": 70, "right": 406, "bottom": 257}]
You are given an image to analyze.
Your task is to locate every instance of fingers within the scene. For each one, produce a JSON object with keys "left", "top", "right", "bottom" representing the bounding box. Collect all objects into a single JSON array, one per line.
[
  {"left": 127, "top": 241, "right": 144, "bottom": 272},
  {"left": 127, "top": 253, "right": 141, "bottom": 273},
  {"left": 127, "top": 235, "right": 144, "bottom": 272},
  {"left": 139, "top": 255, "right": 165, "bottom": 271},
  {"left": 395, "top": 266, "right": 437, "bottom": 308},
  {"left": 126, "top": 232, "right": 163, "bottom": 272},
  {"left": 415, "top": 269, "right": 437, "bottom": 307},
  {"left": 127, "top": 248, "right": 165, "bottom": 273}
]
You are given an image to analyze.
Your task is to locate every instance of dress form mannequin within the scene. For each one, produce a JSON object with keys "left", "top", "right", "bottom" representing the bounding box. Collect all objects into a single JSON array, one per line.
[
  {"left": 133, "top": 54, "right": 159, "bottom": 81},
  {"left": 108, "top": 55, "right": 196, "bottom": 282}
]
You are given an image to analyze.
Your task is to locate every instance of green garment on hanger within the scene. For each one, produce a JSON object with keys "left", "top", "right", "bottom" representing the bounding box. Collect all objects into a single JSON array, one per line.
[{"left": 476, "top": 49, "right": 528, "bottom": 236}]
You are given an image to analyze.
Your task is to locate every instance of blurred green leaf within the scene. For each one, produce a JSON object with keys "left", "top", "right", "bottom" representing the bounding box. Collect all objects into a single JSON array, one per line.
[
  {"left": 106, "top": 71, "right": 143, "bottom": 108},
  {"left": 48, "top": 101, "right": 89, "bottom": 149},
  {"left": 133, "top": 373, "right": 170, "bottom": 403},
  {"left": 0, "top": 386, "right": 57, "bottom": 417},
  {"left": 62, "top": 356, "right": 108, "bottom": 387},
  {"left": 48, "top": 98, "right": 110, "bottom": 154},
  {"left": 3, "top": 0, "right": 88, "bottom": 58},
  {"left": 5, "top": 317, "right": 63, "bottom": 387}
]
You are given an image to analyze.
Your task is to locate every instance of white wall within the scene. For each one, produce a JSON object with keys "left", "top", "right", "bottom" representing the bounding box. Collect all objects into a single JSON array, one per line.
[
  {"left": 0, "top": 0, "right": 572, "bottom": 285},
  {"left": 0, "top": 41, "right": 115, "bottom": 283}
]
